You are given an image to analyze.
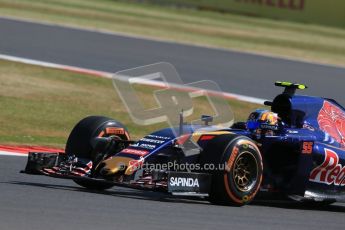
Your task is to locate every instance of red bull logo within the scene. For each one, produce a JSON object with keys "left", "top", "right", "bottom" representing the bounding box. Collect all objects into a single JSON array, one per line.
[
  {"left": 318, "top": 101, "right": 345, "bottom": 147},
  {"left": 310, "top": 148, "right": 345, "bottom": 186}
]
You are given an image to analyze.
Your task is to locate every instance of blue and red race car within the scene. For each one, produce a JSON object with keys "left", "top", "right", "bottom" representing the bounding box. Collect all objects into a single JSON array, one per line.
[{"left": 23, "top": 82, "right": 345, "bottom": 206}]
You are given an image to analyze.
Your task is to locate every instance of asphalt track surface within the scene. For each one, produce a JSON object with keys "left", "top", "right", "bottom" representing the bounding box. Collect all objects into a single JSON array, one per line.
[
  {"left": 1, "top": 17, "right": 345, "bottom": 104},
  {"left": 1, "top": 17, "right": 345, "bottom": 230},
  {"left": 0, "top": 155, "right": 344, "bottom": 230}
]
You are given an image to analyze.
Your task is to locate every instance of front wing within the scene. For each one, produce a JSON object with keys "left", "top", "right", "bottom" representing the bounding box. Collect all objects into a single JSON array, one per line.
[{"left": 22, "top": 152, "right": 212, "bottom": 196}]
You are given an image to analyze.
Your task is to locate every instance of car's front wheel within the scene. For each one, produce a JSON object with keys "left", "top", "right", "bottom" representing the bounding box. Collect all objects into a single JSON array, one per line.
[
  {"left": 200, "top": 134, "right": 263, "bottom": 206},
  {"left": 65, "top": 116, "right": 130, "bottom": 190}
]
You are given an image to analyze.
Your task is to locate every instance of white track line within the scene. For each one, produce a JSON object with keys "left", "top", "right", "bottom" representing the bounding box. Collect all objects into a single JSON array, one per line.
[
  {"left": 0, "top": 54, "right": 267, "bottom": 104},
  {"left": 0, "top": 54, "right": 112, "bottom": 78},
  {"left": 1, "top": 15, "right": 344, "bottom": 70},
  {"left": 0, "top": 150, "right": 27, "bottom": 157}
]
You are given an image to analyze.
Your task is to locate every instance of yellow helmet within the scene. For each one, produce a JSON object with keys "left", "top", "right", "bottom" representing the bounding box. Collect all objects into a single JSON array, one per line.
[{"left": 247, "top": 110, "right": 279, "bottom": 131}]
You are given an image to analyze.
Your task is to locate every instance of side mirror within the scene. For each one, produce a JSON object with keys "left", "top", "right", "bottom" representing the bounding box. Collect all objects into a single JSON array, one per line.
[
  {"left": 264, "top": 101, "right": 273, "bottom": 106},
  {"left": 201, "top": 115, "right": 213, "bottom": 126}
]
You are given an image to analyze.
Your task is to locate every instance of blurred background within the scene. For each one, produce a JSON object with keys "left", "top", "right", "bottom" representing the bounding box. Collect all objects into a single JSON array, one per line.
[{"left": 0, "top": 0, "right": 344, "bottom": 146}]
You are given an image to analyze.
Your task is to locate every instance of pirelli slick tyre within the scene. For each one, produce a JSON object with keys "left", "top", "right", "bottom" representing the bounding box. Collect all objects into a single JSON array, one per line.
[
  {"left": 200, "top": 134, "right": 263, "bottom": 206},
  {"left": 66, "top": 116, "right": 130, "bottom": 190}
]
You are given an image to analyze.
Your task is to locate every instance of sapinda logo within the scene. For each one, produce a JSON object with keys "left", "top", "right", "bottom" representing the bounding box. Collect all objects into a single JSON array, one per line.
[
  {"left": 169, "top": 177, "right": 199, "bottom": 188},
  {"left": 309, "top": 148, "right": 345, "bottom": 186}
]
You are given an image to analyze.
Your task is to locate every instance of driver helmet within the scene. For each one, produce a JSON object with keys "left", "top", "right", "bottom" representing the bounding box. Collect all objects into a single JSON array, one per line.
[{"left": 247, "top": 109, "right": 279, "bottom": 137}]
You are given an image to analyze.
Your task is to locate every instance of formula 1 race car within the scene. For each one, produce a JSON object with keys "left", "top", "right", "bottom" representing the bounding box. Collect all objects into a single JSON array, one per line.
[{"left": 22, "top": 82, "right": 345, "bottom": 206}]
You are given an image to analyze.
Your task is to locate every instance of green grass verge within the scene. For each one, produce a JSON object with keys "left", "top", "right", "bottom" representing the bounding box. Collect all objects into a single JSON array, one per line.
[
  {"left": 0, "top": 60, "right": 261, "bottom": 148},
  {"left": 0, "top": 0, "right": 344, "bottom": 66}
]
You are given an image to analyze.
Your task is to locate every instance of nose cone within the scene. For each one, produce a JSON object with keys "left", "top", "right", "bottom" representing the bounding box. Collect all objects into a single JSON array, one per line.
[{"left": 100, "top": 156, "right": 136, "bottom": 176}]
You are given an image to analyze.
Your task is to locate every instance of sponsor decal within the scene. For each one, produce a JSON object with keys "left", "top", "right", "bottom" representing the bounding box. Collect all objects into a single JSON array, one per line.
[
  {"left": 146, "top": 135, "right": 171, "bottom": 140},
  {"left": 200, "top": 135, "right": 215, "bottom": 141},
  {"left": 260, "top": 124, "right": 279, "bottom": 130},
  {"left": 176, "top": 134, "right": 191, "bottom": 145},
  {"left": 140, "top": 138, "right": 165, "bottom": 144},
  {"left": 105, "top": 127, "right": 125, "bottom": 135},
  {"left": 225, "top": 146, "right": 239, "bottom": 172},
  {"left": 122, "top": 148, "right": 149, "bottom": 156},
  {"left": 318, "top": 101, "right": 345, "bottom": 147},
  {"left": 310, "top": 148, "right": 345, "bottom": 186},
  {"left": 303, "top": 123, "right": 315, "bottom": 131},
  {"left": 139, "top": 143, "right": 156, "bottom": 150},
  {"left": 287, "top": 130, "right": 299, "bottom": 134},
  {"left": 128, "top": 157, "right": 144, "bottom": 172},
  {"left": 302, "top": 142, "right": 313, "bottom": 155},
  {"left": 130, "top": 143, "right": 156, "bottom": 149},
  {"left": 169, "top": 177, "right": 200, "bottom": 188}
]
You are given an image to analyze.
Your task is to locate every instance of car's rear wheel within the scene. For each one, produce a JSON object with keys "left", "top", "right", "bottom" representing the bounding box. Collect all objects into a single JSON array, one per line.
[
  {"left": 66, "top": 116, "right": 130, "bottom": 190},
  {"left": 200, "top": 134, "right": 263, "bottom": 206}
]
